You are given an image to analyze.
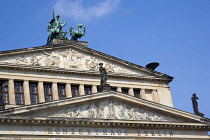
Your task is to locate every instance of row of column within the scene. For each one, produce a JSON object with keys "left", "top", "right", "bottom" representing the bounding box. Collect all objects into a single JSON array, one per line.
[
  {"left": 7, "top": 79, "right": 99, "bottom": 105},
  {"left": 7, "top": 79, "right": 159, "bottom": 105},
  {"left": 117, "top": 87, "right": 159, "bottom": 103}
]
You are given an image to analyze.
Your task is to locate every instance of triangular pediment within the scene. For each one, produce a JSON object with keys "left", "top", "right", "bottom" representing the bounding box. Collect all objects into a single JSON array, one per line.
[
  {"left": 0, "top": 39, "right": 172, "bottom": 81},
  {"left": 1, "top": 91, "right": 205, "bottom": 124}
]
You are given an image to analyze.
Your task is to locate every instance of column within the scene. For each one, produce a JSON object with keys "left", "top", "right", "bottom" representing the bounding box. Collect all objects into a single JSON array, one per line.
[
  {"left": 128, "top": 88, "right": 134, "bottom": 96},
  {"left": 8, "top": 79, "right": 15, "bottom": 105},
  {"left": 23, "top": 80, "right": 30, "bottom": 105},
  {"left": 140, "top": 88, "right": 146, "bottom": 99},
  {"left": 65, "top": 83, "right": 72, "bottom": 98},
  {"left": 79, "top": 84, "right": 85, "bottom": 95},
  {"left": 92, "top": 85, "right": 97, "bottom": 93},
  {"left": 116, "top": 87, "right": 122, "bottom": 92},
  {"left": 38, "top": 81, "right": 45, "bottom": 103},
  {"left": 52, "top": 82, "right": 59, "bottom": 100},
  {"left": 152, "top": 89, "right": 160, "bottom": 103}
]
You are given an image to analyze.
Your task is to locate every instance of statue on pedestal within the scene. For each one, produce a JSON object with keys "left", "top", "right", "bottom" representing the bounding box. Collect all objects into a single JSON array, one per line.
[
  {"left": 191, "top": 93, "right": 204, "bottom": 117},
  {"left": 99, "top": 63, "right": 111, "bottom": 91},
  {"left": 99, "top": 63, "right": 107, "bottom": 86}
]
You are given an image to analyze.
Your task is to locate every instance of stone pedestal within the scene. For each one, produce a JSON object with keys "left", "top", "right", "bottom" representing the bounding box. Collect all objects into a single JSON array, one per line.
[{"left": 100, "top": 84, "right": 111, "bottom": 91}]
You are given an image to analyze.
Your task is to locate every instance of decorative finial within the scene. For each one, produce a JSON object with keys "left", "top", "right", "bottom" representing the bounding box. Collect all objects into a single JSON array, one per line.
[{"left": 191, "top": 93, "right": 204, "bottom": 117}]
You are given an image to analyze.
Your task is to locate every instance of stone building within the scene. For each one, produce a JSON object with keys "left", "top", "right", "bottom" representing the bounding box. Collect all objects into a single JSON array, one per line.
[{"left": 0, "top": 39, "right": 209, "bottom": 139}]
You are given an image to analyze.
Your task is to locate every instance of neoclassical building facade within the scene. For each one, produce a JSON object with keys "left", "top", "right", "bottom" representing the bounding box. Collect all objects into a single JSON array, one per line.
[{"left": 0, "top": 39, "right": 209, "bottom": 139}]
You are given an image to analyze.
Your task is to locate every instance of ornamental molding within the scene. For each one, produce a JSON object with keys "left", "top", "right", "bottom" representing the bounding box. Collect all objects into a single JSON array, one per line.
[{"left": 0, "top": 48, "right": 138, "bottom": 75}]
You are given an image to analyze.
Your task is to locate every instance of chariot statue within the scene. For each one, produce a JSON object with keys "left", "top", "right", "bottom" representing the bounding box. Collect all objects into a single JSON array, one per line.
[
  {"left": 69, "top": 24, "right": 86, "bottom": 41},
  {"left": 47, "top": 11, "right": 69, "bottom": 43},
  {"left": 47, "top": 11, "right": 86, "bottom": 43}
]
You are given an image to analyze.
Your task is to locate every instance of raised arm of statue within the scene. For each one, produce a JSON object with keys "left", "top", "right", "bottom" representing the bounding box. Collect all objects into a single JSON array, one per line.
[{"left": 60, "top": 20, "right": 66, "bottom": 28}]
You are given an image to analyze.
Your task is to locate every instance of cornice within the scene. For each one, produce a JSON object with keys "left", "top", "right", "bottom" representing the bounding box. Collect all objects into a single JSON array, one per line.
[
  {"left": 0, "top": 62, "right": 171, "bottom": 82},
  {"left": 0, "top": 116, "right": 209, "bottom": 131},
  {"left": 1, "top": 91, "right": 208, "bottom": 123}
]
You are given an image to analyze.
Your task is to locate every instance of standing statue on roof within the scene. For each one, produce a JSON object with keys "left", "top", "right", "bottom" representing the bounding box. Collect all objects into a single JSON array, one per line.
[
  {"left": 99, "top": 63, "right": 107, "bottom": 86},
  {"left": 47, "top": 11, "right": 69, "bottom": 43},
  {"left": 191, "top": 93, "right": 204, "bottom": 117}
]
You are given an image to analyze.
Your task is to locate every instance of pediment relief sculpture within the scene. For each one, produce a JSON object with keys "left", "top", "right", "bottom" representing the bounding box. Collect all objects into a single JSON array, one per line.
[
  {"left": 47, "top": 99, "right": 172, "bottom": 121},
  {"left": 0, "top": 48, "right": 138, "bottom": 74}
]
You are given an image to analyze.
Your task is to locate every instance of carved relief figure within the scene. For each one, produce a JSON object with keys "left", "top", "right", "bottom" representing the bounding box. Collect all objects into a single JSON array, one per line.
[
  {"left": 43, "top": 51, "right": 60, "bottom": 67},
  {"left": 105, "top": 63, "right": 114, "bottom": 72},
  {"left": 87, "top": 104, "right": 95, "bottom": 118},
  {"left": 85, "top": 57, "right": 98, "bottom": 71},
  {"left": 11, "top": 56, "right": 28, "bottom": 65},
  {"left": 95, "top": 102, "right": 104, "bottom": 118},
  {"left": 118, "top": 103, "right": 127, "bottom": 119},
  {"left": 128, "top": 108, "right": 137, "bottom": 120},
  {"left": 106, "top": 100, "right": 116, "bottom": 119},
  {"left": 30, "top": 55, "right": 42, "bottom": 66},
  {"left": 69, "top": 49, "right": 84, "bottom": 68},
  {"left": 73, "top": 107, "right": 82, "bottom": 118}
]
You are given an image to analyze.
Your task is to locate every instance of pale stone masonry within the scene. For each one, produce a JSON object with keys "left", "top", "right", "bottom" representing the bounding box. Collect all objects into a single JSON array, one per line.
[
  {"left": 0, "top": 39, "right": 209, "bottom": 139},
  {"left": 0, "top": 39, "right": 173, "bottom": 108}
]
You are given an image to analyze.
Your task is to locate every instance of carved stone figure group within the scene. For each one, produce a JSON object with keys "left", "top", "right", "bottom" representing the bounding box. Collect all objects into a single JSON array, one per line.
[{"left": 49, "top": 99, "right": 165, "bottom": 121}]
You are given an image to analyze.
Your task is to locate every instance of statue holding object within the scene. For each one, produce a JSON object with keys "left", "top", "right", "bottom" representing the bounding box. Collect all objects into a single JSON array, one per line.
[
  {"left": 191, "top": 93, "right": 204, "bottom": 117},
  {"left": 99, "top": 63, "right": 107, "bottom": 85},
  {"left": 98, "top": 63, "right": 111, "bottom": 91},
  {"left": 47, "top": 11, "right": 86, "bottom": 43}
]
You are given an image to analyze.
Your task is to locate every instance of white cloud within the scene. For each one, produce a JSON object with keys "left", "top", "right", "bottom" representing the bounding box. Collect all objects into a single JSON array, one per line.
[{"left": 54, "top": 0, "right": 121, "bottom": 22}]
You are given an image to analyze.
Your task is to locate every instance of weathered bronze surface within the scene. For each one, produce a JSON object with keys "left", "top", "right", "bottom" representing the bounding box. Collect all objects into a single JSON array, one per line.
[
  {"left": 146, "top": 62, "right": 159, "bottom": 70},
  {"left": 69, "top": 24, "right": 86, "bottom": 41},
  {"left": 98, "top": 63, "right": 111, "bottom": 91},
  {"left": 47, "top": 11, "right": 69, "bottom": 43},
  {"left": 99, "top": 63, "right": 107, "bottom": 85},
  {"left": 47, "top": 11, "right": 86, "bottom": 43},
  {"left": 191, "top": 93, "right": 204, "bottom": 117}
]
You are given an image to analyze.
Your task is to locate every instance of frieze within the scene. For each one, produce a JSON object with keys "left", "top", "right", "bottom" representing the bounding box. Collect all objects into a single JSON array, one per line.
[
  {"left": 0, "top": 48, "right": 138, "bottom": 74},
  {"left": 49, "top": 99, "right": 165, "bottom": 121}
]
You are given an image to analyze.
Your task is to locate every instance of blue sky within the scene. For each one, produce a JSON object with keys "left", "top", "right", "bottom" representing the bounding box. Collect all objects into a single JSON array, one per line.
[{"left": 1, "top": 0, "right": 210, "bottom": 118}]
